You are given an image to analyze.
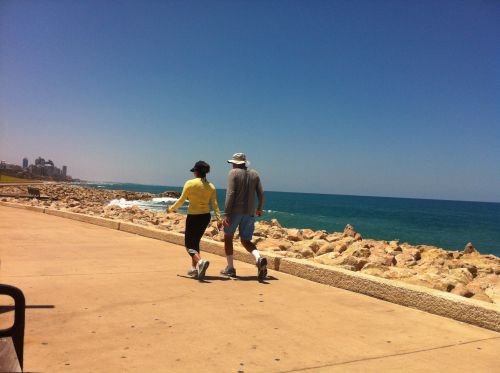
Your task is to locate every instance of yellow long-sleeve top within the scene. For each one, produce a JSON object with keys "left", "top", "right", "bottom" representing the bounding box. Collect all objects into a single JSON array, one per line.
[{"left": 169, "top": 178, "right": 221, "bottom": 221}]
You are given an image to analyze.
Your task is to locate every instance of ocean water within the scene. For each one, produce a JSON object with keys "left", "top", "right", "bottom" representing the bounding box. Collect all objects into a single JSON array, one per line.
[{"left": 83, "top": 183, "right": 500, "bottom": 256}]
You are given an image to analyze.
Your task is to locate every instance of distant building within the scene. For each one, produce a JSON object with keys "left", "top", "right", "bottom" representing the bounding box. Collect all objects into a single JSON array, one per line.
[
  {"left": 23, "top": 158, "right": 28, "bottom": 168},
  {"left": 35, "top": 156, "right": 45, "bottom": 166},
  {"left": 0, "top": 161, "right": 6, "bottom": 169},
  {"left": 62, "top": 165, "right": 67, "bottom": 178}
]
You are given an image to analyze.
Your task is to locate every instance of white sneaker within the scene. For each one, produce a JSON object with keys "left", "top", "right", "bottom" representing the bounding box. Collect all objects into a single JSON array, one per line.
[
  {"left": 187, "top": 268, "right": 198, "bottom": 278},
  {"left": 198, "top": 260, "right": 210, "bottom": 281}
]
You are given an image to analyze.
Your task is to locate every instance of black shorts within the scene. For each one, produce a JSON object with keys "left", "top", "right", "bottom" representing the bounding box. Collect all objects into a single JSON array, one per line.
[{"left": 185, "top": 213, "right": 211, "bottom": 257}]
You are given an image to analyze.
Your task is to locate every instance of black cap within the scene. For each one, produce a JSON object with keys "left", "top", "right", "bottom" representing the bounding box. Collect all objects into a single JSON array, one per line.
[{"left": 190, "top": 161, "right": 210, "bottom": 173}]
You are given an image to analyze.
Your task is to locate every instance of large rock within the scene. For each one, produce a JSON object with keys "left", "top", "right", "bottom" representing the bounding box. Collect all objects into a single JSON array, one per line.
[
  {"left": 361, "top": 262, "right": 389, "bottom": 277},
  {"left": 327, "top": 255, "right": 368, "bottom": 271},
  {"left": 343, "top": 242, "right": 371, "bottom": 258},
  {"left": 463, "top": 242, "right": 479, "bottom": 255},
  {"left": 314, "top": 252, "right": 341, "bottom": 265},
  {"left": 315, "top": 242, "right": 337, "bottom": 256},
  {"left": 258, "top": 238, "right": 291, "bottom": 252},
  {"left": 343, "top": 224, "right": 362, "bottom": 240},
  {"left": 286, "top": 228, "right": 303, "bottom": 242},
  {"left": 451, "top": 283, "right": 474, "bottom": 297},
  {"left": 324, "top": 233, "right": 342, "bottom": 242},
  {"left": 301, "top": 229, "right": 315, "bottom": 240}
]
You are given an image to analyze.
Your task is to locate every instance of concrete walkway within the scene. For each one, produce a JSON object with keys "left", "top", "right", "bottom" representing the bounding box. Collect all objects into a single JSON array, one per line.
[{"left": 0, "top": 206, "right": 498, "bottom": 372}]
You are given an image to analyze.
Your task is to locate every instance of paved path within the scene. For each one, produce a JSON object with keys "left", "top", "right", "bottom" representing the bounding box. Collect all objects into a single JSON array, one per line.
[{"left": 0, "top": 206, "right": 499, "bottom": 372}]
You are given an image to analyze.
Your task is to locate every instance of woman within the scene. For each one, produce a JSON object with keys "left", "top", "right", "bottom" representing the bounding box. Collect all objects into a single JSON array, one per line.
[{"left": 167, "top": 160, "right": 222, "bottom": 281}]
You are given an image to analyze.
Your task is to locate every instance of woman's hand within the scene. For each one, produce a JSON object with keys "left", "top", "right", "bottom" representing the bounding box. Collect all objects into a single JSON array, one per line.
[
  {"left": 166, "top": 207, "right": 173, "bottom": 213},
  {"left": 217, "top": 220, "right": 223, "bottom": 230},
  {"left": 223, "top": 216, "right": 230, "bottom": 227}
]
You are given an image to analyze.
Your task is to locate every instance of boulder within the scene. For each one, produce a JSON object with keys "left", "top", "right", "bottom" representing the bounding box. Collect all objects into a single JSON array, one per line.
[
  {"left": 343, "top": 224, "right": 362, "bottom": 240},
  {"left": 324, "top": 233, "right": 342, "bottom": 242},
  {"left": 314, "top": 252, "right": 341, "bottom": 265},
  {"left": 258, "top": 238, "right": 289, "bottom": 252},
  {"left": 463, "top": 242, "right": 479, "bottom": 255},
  {"left": 301, "top": 229, "right": 315, "bottom": 240},
  {"left": 451, "top": 283, "right": 474, "bottom": 298},
  {"left": 313, "top": 231, "right": 328, "bottom": 240},
  {"left": 270, "top": 219, "right": 282, "bottom": 228},
  {"left": 361, "top": 262, "right": 389, "bottom": 277},
  {"left": 343, "top": 242, "right": 371, "bottom": 258},
  {"left": 290, "top": 240, "right": 322, "bottom": 256},
  {"left": 328, "top": 255, "right": 368, "bottom": 271},
  {"left": 286, "top": 229, "right": 303, "bottom": 242},
  {"left": 315, "top": 242, "right": 336, "bottom": 256},
  {"left": 448, "top": 268, "right": 474, "bottom": 286}
]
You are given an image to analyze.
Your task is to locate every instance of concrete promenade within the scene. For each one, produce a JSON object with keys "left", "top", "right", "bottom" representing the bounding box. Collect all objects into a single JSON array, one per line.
[{"left": 1, "top": 206, "right": 499, "bottom": 372}]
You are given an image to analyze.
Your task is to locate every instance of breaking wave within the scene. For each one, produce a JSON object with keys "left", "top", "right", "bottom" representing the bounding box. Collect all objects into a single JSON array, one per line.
[{"left": 107, "top": 197, "right": 180, "bottom": 212}]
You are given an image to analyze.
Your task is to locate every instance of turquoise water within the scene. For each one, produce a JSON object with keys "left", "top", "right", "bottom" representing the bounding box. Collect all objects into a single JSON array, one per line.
[{"left": 83, "top": 183, "right": 500, "bottom": 256}]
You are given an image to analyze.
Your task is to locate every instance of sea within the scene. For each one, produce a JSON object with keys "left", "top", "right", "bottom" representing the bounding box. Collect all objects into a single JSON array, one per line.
[{"left": 82, "top": 182, "right": 500, "bottom": 257}]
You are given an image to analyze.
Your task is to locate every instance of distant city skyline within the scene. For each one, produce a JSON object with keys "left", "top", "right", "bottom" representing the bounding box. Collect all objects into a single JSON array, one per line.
[
  {"left": 1, "top": 1, "right": 499, "bottom": 202},
  {"left": 0, "top": 155, "right": 69, "bottom": 180}
]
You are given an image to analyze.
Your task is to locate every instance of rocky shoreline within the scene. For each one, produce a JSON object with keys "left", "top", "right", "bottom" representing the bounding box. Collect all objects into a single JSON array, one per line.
[{"left": 1, "top": 183, "right": 499, "bottom": 304}]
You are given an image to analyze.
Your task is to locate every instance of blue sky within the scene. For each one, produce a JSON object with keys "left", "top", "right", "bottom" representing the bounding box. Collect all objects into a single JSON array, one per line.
[{"left": 1, "top": 0, "right": 499, "bottom": 202}]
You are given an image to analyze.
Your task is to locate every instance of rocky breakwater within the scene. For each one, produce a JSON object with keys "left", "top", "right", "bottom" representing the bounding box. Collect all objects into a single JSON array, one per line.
[
  {"left": 0, "top": 183, "right": 180, "bottom": 217},
  {"left": 1, "top": 183, "right": 498, "bottom": 304},
  {"left": 239, "top": 221, "right": 499, "bottom": 304}
]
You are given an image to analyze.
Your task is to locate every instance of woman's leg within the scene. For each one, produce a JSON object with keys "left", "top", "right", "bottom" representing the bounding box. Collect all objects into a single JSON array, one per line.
[
  {"left": 190, "top": 213, "right": 212, "bottom": 255},
  {"left": 185, "top": 214, "right": 211, "bottom": 278},
  {"left": 185, "top": 215, "right": 201, "bottom": 267}
]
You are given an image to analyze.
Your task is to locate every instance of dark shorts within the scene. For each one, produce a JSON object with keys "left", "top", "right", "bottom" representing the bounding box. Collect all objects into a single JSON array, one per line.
[{"left": 185, "top": 213, "right": 211, "bottom": 257}]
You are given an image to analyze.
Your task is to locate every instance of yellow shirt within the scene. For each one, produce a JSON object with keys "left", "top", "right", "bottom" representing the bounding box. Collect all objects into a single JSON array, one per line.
[{"left": 169, "top": 178, "right": 221, "bottom": 221}]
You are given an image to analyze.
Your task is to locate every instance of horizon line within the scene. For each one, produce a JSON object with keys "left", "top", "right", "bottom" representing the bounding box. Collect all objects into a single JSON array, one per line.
[{"left": 78, "top": 180, "right": 500, "bottom": 205}]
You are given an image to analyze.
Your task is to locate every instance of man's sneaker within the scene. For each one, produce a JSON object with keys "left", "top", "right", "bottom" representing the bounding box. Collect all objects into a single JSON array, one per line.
[
  {"left": 197, "top": 260, "right": 209, "bottom": 281},
  {"left": 220, "top": 266, "right": 237, "bottom": 278},
  {"left": 187, "top": 268, "right": 198, "bottom": 278},
  {"left": 257, "top": 257, "right": 268, "bottom": 282}
]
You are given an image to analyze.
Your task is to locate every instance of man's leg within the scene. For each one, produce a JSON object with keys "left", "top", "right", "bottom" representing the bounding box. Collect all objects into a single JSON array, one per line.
[
  {"left": 239, "top": 216, "right": 267, "bottom": 281},
  {"left": 224, "top": 234, "right": 234, "bottom": 256},
  {"left": 221, "top": 214, "right": 240, "bottom": 276}
]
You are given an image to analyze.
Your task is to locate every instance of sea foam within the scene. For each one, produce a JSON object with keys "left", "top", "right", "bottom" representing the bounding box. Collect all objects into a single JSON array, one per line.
[{"left": 108, "top": 197, "right": 179, "bottom": 211}]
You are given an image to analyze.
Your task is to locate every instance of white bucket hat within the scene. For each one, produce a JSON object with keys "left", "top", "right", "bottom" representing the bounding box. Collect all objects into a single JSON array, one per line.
[{"left": 227, "top": 152, "right": 250, "bottom": 166}]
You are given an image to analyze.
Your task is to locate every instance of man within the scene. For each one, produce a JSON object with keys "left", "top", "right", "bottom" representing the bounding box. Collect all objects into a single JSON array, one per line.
[{"left": 221, "top": 153, "right": 267, "bottom": 281}]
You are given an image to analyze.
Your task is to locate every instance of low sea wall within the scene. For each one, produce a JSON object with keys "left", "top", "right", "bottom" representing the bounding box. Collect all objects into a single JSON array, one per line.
[{"left": 1, "top": 200, "right": 499, "bottom": 332}]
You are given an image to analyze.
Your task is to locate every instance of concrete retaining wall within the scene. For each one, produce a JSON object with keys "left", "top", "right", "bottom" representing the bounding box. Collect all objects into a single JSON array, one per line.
[{"left": 1, "top": 201, "right": 499, "bottom": 332}]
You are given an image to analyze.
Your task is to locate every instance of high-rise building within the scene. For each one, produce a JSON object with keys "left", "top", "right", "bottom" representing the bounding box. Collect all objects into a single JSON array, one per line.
[
  {"left": 35, "top": 156, "right": 45, "bottom": 166},
  {"left": 22, "top": 158, "right": 28, "bottom": 168},
  {"left": 62, "top": 166, "right": 67, "bottom": 178}
]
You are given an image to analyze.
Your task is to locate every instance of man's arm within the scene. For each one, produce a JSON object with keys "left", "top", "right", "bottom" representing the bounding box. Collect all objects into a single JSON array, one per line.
[
  {"left": 224, "top": 171, "right": 237, "bottom": 216},
  {"left": 256, "top": 177, "right": 264, "bottom": 216}
]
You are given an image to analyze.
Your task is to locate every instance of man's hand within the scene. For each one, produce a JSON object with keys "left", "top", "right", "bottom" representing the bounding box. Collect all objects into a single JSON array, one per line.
[
  {"left": 217, "top": 220, "right": 223, "bottom": 230},
  {"left": 223, "top": 216, "right": 230, "bottom": 227},
  {"left": 166, "top": 207, "right": 173, "bottom": 213},
  {"left": 256, "top": 209, "right": 263, "bottom": 217}
]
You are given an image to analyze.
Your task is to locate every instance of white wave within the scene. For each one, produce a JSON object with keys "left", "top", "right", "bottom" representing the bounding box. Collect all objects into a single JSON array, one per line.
[
  {"left": 107, "top": 197, "right": 179, "bottom": 211},
  {"left": 151, "top": 197, "right": 179, "bottom": 204}
]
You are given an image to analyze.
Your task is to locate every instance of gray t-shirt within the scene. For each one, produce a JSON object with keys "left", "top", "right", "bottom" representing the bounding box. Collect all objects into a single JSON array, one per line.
[{"left": 224, "top": 168, "right": 264, "bottom": 216}]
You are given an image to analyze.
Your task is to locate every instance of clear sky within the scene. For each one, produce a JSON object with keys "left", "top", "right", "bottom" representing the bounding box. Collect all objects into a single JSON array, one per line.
[{"left": 1, "top": 0, "right": 499, "bottom": 202}]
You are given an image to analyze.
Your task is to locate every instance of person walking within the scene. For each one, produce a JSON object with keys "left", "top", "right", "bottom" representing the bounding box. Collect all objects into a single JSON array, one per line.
[
  {"left": 167, "top": 161, "right": 222, "bottom": 281},
  {"left": 220, "top": 153, "right": 267, "bottom": 281}
]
